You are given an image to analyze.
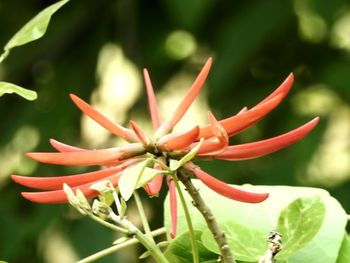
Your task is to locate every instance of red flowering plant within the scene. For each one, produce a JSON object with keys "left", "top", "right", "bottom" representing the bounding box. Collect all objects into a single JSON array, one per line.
[{"left": 12, "top": 58, "right": 319, "bottom": 263}]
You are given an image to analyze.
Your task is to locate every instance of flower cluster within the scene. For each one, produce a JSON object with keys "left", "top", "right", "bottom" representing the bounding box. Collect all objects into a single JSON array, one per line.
[{"left": 12, "top": 58, "right": 318, "bottom": 237}]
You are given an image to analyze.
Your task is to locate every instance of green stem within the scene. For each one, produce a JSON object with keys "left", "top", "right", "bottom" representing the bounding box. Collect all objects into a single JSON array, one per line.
[
  {"left": 109, "top": 212, "right": 169, "bottom": 263},
  {"left": 88, "top": 214, "right": 129, "bottom": 235},
  {"left": 77, "top": 227, "right": 167, "bottom": 263},
  {"left": 134, "top": 190, "right": 154, "bottom": 243},
  {"left": 172, "top": 173, "right": 200, "bottom": 263},
  {"left": 178, "top": 169, "right": 236, "bottom": 263}
]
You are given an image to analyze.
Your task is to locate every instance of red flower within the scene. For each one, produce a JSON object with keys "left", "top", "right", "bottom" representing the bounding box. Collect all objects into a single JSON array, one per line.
[{"left": 12, "top": 58, "right": 319, "bottom": 238}]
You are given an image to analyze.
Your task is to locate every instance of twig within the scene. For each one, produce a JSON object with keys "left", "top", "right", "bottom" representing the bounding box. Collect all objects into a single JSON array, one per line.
[
  {"left": 134, "top": 190, "right": 155, "bottom": 243},
  {"left": 258, "top": 231, "right": 282, "bottom": 263},
  {"left": 77, "top": 227, "right": 167, "bottom": 263},
  {"left": 177, "top": 169, "right": 236, "bottom": 263}
]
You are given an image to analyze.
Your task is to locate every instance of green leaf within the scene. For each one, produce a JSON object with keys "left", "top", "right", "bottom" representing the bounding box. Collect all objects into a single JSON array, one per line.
[
  {"left": 0, "top": 0, "right": 69, "bottom": 63},
  {"left": 0, "top": 82, "right": 37, "bottom": 100},
  {"left": 164, "top": 181, "right": 347, "bottom": 263},
  {"left": 201, "top": 221, "right": 267, "bottom": 261},
  {"left": 139, "top": 250, "right": 151, "bottom": 259},
  {"left": 336, "top": 234, "right": 350, "bottom": 263},
  {"left": 164, "top": 230, "right": 218, "bottom": 263},
  {"left": 170, "top": 138, "right": 203, "bottom": 171},
  {"left": 276, "top": 195, "right": 326, "bottom": 260},
  {"left": 118, "top": 159, "right": 149, "bottom": 201}
]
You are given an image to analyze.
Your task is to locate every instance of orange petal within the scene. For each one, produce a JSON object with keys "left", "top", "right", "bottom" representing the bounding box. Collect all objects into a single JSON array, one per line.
[
  {"left": 70, "top": 94, "right": 138, "bottom": 142},
  {"left": 50, "top": 139, "right": 86, "bottom": 152},
  {"left": 143, "top": 69, "right": 161, "bottom": 130},
  {"left": 157, "top": 126, "right": 200, "bottom": 151},
  {"left": 12, "top": 159, "right": 139, "bottom": 190},
  {"left": 20, "top": 172, "right": 121, "bottom": 204},
  {"left": 199, "top": 94, "right": 283, "bottom": 139},
  {"left": 144, "top": 175, "right": 164, "bottom": 196},
  {"left": 185, "top": 163, "right": 268, "bottom": 203},
  {"left": 168, "top": 177, "right": 177, "bottom": 238},
  {"left": 155, "top": 58, "right": 212, "bottom": 137},
  {"left": 215, "top": 117, "right": 319, "bottom": 160},
  {"left": 26, "top": 144, "right": 145, "bottom": 166},
  {"left": 130, "top": 120, "right": 149, "bottom": 145},
  {"left": 227, "top": 74, "right": 294, "bottom": 136},
  {"left": 198, "top": 112, "right": 229, "bottom": 155},
  {"left": 144, "top": 158, "right": 165, "bottom": 196},
  {"left": 12, "top": 167, "right": 120, "bottom": 190},
  {"left": 255, "top": 73, "right": 294, "bottom": 106}
]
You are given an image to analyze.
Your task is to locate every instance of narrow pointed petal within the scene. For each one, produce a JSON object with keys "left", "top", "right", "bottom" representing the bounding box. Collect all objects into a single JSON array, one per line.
[
  {"left": 168, "top": 177, "right": 177, "bottom": 238},
  {"left": 26, "top": 143, "right": 145, "bottom": 166},
  {"left": 155, "top": 58, "right": 212, "bottom": 137},
  {"left": 49, "top": 139, "right": 134, "bottom": 167},
  {"left": 130, "top": 120, "right": 149, "bottom": 145},
  {"left": 237, "top": 107, "right": 248, "bottom": 114},
  {"left": 158, "top": 126, "right": 199, "bottom": 151},
  {"left": 12, "top": 159, "right": 139, "bottom": 190},
  {"left": 26, "top": 148, "right": 121, "bottom": 166},
  {"left": 215, "top": 117, "right": 320, "bottom": 160},
  {"left": 185, "top": 163, "right": 268, "bottom": 203},
  {"left": 144, "top": 158, "right": 165, "bottom": 196},
  {"left": 144, "top": 175, "right": 164, "bottom": 196},
  {"left": 191, "top": 112, "right": 228, "bottom": 155},
  {"left": 50, "top": 139, "right": 86, "bottom": 152},
  {"left": 21, "top": 173, "right": 121, "bottom": 204},
  {"left": 199, "top": 94, "right": 283, "bottom": 139},
  {"left": 143, "top": 69, "right": 161, "bottom": 130},
  {"left": 227, "top": 74, "right": 294, "bottom": 135},
  {"left": 256, "top": 73, "right": 294, "bottom": 106},
  {"left": 12, "top": 167, "right": 120, "bottom": 190},
  {"left": 70, "top": 94, "right": 138, "bottom": 142}
]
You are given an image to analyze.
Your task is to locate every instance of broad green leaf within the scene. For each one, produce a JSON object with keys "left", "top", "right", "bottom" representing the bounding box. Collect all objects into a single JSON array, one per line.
[
  {"left": 0, "top": 82, "right": 37, "bottom": 100},
  {"left": 118, "top": 160, "right": 149, "bottom": 201},
  {"left": 170, "top": 138, "right": 203, "bottom": 171},
  {"left": 0, "top": 0, "right": 69, "bottom": 63},
  {"left": 336, "top": 234, "right": 350, "bottom": 263},
  {"left": 164, "top": 230, "right": 218, "bottom": 263},
  {"left": 276, "top": 195, "right": 326, "bottom": 260},
  {"left": 164, "top": 181, "right": 347, "bottom": 263},
  {"left": 201, "top": 221, "right": 267, "bottom": 261}
]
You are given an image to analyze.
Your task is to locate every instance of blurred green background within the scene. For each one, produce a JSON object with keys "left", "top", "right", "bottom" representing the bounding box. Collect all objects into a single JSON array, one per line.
[{"left": 0, "top": 0, "right": 349, "bottom": 262}]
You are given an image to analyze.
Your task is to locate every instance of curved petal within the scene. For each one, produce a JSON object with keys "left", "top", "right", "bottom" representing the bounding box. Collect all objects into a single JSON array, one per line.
[
  {"left": 12, "top": 159, "right": 140, "bottom": 190},
  {"left": 198, "top": 94, "right": 283, "bottom": 139},
  {"left": 70, "top": 94, "right": 138, "bottom": 142},
  {"left": 157, "top": 126, "right": 199, "bottom": 151},
  {"left": 20, "top": 172, "right": 121, "bottom": 204},
  {"left": 255, "top": 73, "right": 294, "bottom": 106},
  {"left": 50, "top": 139, "right": 86, "bottom": 152},
  {"left": 26, "top": 143, "right": 145, "bottom": 166},
  {"left": 144, "top": 157, "right": 165, "bottom": 196},
  {"left": 227, "top": 73, "right": 294, "bottom": 136},
  {"left": 195, "top": 112, "right": 228, "bottom": 155},
  {"left": 143, "top": 69, "right": 161, "bottom": 130},
  {"left": 155, "top": 58, "right": 212, "bottom": 137},
  {"left": 215, "top": 117, "right": 319, "bottom": 160},
  {"left": 185, "top": 163, "right": 268, "bottom": 203}
]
